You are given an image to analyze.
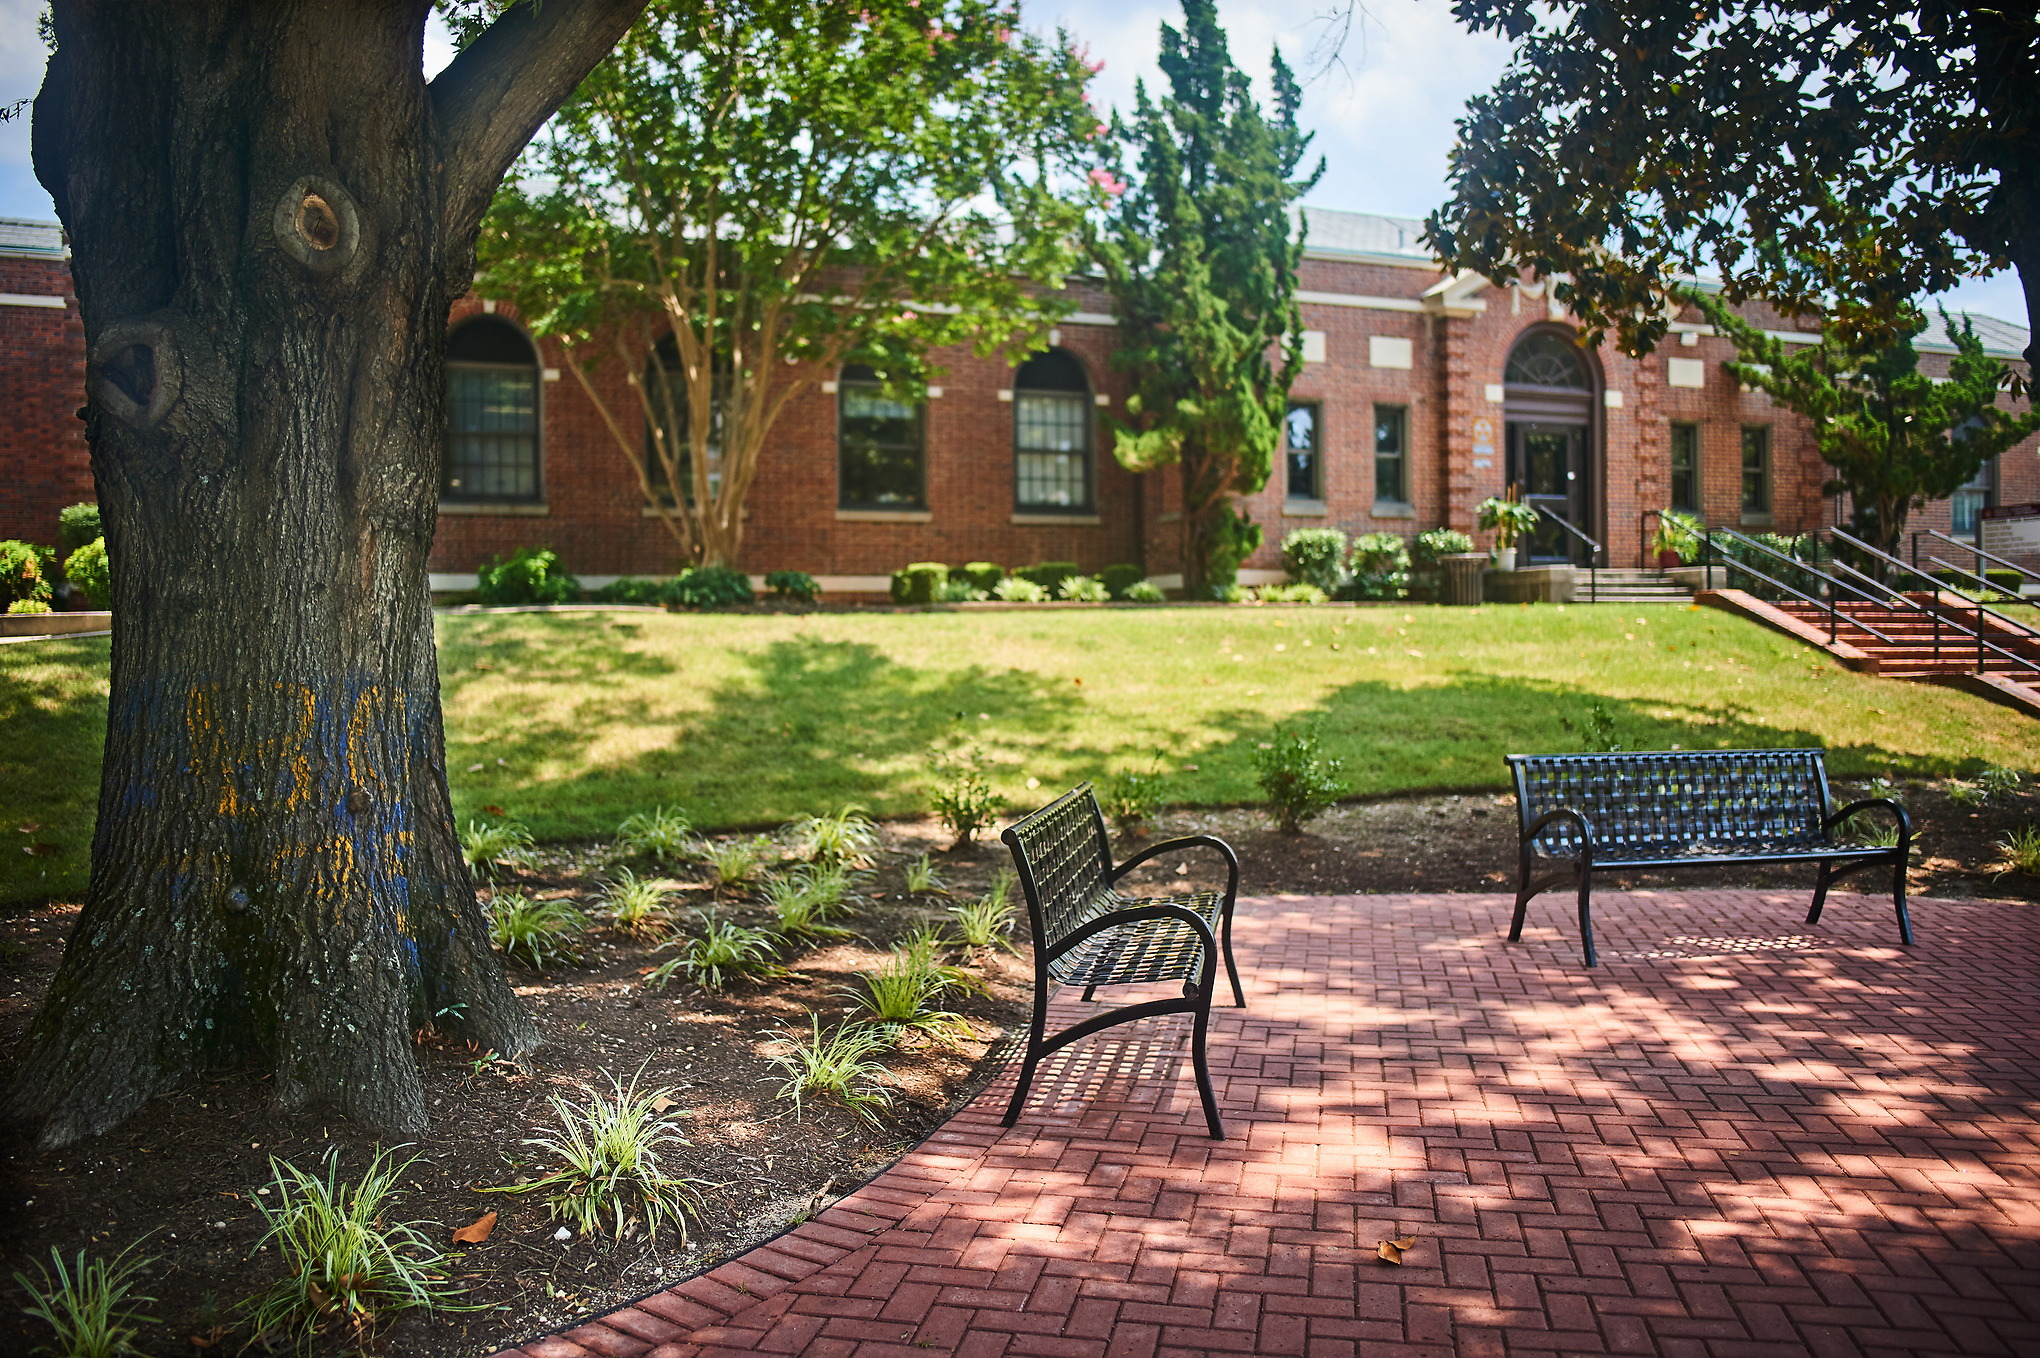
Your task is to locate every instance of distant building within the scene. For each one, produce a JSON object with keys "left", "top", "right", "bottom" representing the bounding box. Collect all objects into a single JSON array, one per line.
[{"left": 4, "top": 209, "right": 2033, "bottom": 589}]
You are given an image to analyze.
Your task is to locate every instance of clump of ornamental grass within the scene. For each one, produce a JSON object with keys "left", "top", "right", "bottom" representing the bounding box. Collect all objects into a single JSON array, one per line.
[
  {"left": 13, "top": 1240, "right": 157, "bottom": 1358},
  {"left": 647, "top": 910, "right": 783, "bottom": 990},
  {"left": 611, "top": 805, "right": 693, "bottom": 863},
  {"left": 695, "top": 834, "right": 774, "bottom": 888},
  {"left": 764, "top": 870, "right": 854, "bottom": 942},
  {"left": 786, "top": 805, "right": 879, "bottom": 867},
  {"left": 461, "top": 818, "right": 534, "bottom": 881},
  {"left": 488, "top": 1069, "right": 704, "bottom": 1243},
  {"left": 841, "top": 948, "right": 974, "bottom": 1045},
  {"left": 764, "top": 1013, "right": 897, "bottom": 1124},
  {"left": 489, "top": 892, "right": 587, "bottom": 969},
  {"left": 602, "top": 868, "right": 675, "bottom": 940},
  {"left": 950, "top": 889, "right": 1019, "bottom": 953},
  {"left": 903, "top": 852, "right": 944, "bottom": 894},
  {"left": 246, "top": 1150, "right": 465, "bottom": 1346},
  {"left": 1996, "top": 825, "right": 2040, "bottom": 876}
]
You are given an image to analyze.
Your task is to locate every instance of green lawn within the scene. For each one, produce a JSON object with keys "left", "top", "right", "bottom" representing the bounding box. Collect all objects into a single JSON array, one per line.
[{"left": 6, "top": 603, "right": 2037, "bottom": 904}]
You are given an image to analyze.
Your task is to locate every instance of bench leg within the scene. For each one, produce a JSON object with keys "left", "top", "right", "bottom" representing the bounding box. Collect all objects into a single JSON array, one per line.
[
  {"left": 1189, "top": 999, "right": 1224, "bottom": 1140},
  {"left": 1080, "top": 986, "right": 1097, "bottom": 1002},
  {"left": 1220, "top": 916, "right": 1246, "bottom": 1009},
  {"left": 1508, "top": 857, "right": 1535, "bottom": 942},
  {"left": 1892, "top": 859, "right": 1913, "bottom": 946},
  {"left": 1002, "top": 1001, "right": 1050, "bottom": 1127},
  {"left": 1577, "top": 868, "right": 1597, "bottom": 968},
  {"left": 1807, "top": 861, "right": 1833, "bottom": 926}
]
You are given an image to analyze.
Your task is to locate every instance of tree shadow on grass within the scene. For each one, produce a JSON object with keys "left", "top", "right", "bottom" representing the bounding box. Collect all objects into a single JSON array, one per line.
[{"left": 444, "top": 635, "right": 1085, "bottom": 838}]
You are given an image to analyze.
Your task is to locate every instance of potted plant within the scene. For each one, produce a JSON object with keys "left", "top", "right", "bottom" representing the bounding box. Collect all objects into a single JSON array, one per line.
[
  {"left": 1476, "top": 494, "right": 1540, "bottom": 571},
  {"left": 1650, "top": 509, "right": 1712, "bottom": 589}
]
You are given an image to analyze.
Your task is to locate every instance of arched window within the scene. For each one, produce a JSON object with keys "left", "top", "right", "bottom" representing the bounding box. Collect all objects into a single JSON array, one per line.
[
  {"left": 1013, "top": 348, "right": 1091, "bottom": 511},
  {"left": 838, "top": 364, "right": 925, "bottom": 510},
  {"left": 1503, "top": 331, "right": 1589, "bottom": 389},
  {"left": 643, "top": 335, "right": 725, "bottom": 504},
  {"left": 444, "top": 315, "right": 540, "bottom": 502}
]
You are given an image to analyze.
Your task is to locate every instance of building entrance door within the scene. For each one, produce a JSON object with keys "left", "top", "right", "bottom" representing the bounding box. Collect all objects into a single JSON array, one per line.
[{"left": 1508, "top": 421, "right": 1589, "bottom": 563}]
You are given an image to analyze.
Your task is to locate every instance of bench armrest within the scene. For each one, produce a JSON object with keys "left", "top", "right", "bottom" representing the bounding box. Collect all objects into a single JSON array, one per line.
[
  {"left": 1521, "top": 807, "right": 1595, "bottom": 861},
  {"left": 1043, "top": 901, "right": 1220, "bottom": 989},
  {"left": 1822, "top": 796, "right": 1911, "bottom": 847},
  {"left": 1106, "top": 834, "right": 1240, "bottom": 904}
]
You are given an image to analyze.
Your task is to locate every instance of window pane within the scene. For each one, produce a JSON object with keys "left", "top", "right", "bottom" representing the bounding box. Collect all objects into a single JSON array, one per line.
[
  {"left": 445, "top": 364, "right": 538, "bottom": 500},
  {"left": 1016, "top": 393, "right": 1087, "bottom": 452},
  {"left": 840, "top": 381, "right": 924, "bottom": 508},
  {"left": 1670, "top": 423, "right": 1698, "bottom": 513},
  {"left": 1286, "top": 403, "right": 1319, "bottom": 498},
  {"left": 1374, "top": 404, "right": 1407, "bottom": 503},
  {"left": 1740, "top": 426, "right": 1769, "bottom": 515}
]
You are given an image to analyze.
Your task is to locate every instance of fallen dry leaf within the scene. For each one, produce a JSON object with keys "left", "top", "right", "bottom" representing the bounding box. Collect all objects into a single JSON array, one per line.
[
  {"left": 1376, "top": 1235, "right": 1418, "bottom": 1265},
  {"left": 189, "top": 1325, "right": 228, "bottom": 1350},
  {"left": 16, "top": 822, "right": 40, "bottom": 833},
  {"left": 24, "top": 842, "right": 57, "bottom": 857},
  {"left": 650, "top": 1095, "right": 676, "bottom": 1115},
  {"left": 483, "top": 805, "right": 505, "bottom": 816},
  {"left": 451, "top": 1211, "right": 497, "bottom": 1245}
]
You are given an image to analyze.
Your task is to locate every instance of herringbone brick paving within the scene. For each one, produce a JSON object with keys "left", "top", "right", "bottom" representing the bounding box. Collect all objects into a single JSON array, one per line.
[{"left": 492, "top": 891, "right": 2040, "bottom": 1357}]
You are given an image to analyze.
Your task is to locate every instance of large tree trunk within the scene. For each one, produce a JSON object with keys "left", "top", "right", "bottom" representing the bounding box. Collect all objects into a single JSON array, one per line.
[{"left": 10, "top": 0, "right": 643, "bottom": 1149}]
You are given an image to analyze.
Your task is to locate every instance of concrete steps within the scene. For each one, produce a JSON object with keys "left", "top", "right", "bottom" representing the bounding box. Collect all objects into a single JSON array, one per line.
[{"left": 1583, "top": 569, "right": 1693, "bottom": 604}]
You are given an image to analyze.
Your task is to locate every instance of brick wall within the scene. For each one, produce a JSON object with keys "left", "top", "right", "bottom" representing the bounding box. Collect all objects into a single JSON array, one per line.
[{"left": 0, "top": 256, "right": 89, "bottom": 545}]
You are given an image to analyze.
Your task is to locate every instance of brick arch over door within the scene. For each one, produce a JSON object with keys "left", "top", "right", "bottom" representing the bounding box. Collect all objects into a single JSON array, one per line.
[{"left": 1502, "top": 324, "right": 1602, "bottom": 564}]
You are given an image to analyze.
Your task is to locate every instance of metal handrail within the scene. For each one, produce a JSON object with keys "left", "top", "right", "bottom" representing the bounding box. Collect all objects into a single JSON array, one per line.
[
  {"left": 1533, "top": 505, "right": 1601, "bottom": 603},
  {"left": 1828, "top": 528, "right": 2040, "bottom": 679},
  {"left": 1910, "top": 527, "right": 2040, "bottom": 591},
  {"left": 1703, "top": 527, "right": 1897, "bottom": 647}
]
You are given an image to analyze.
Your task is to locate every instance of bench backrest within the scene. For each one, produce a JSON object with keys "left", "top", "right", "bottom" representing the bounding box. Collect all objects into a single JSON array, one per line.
[
  {"left": 1507, "top": 748, "right": 1832, "bottom": 853},
  {"left": 1001, "top": 782, "right": 1113, "bottom": 949}
]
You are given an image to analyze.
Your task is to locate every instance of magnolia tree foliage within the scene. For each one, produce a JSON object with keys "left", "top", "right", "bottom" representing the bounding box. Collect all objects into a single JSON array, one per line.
[
  {"left": 1093, "top": 0, "right": 1321, "bottom": 597},
  {"left": 1426, "top": 1, "right": 2040, "bottom": 367},
  {"left": 475, "top": 0, "right": 1104, "bottom": 567},
  {"left": 1697, "top": 294, "right": 2040, "bottom": 556}
]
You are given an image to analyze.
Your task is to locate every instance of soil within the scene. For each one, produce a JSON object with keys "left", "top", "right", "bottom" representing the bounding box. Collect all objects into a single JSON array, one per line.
[{"left": 2, "top": 781, "right": 2035, "bottom": 1357}]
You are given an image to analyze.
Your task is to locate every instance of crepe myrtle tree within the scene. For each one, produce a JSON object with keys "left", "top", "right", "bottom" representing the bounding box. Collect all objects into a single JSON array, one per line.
[
  {"left": 1425, "top": 1, "right": 2040, "bottom": 370},
  {"left": 1697, "top": 293, "right": 2040, "bottom": 557},
  {"left": 8, "top": 0, "right": 645, "bottom": 1149},
  {"left": 1093, "top": 0, "right": 1321, "bottom": 597},
  {"left": 475, "top": 0, "right": 1105, "bottom": 569}
]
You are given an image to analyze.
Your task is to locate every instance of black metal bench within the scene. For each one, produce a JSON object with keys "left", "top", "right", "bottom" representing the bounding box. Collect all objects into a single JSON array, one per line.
[
  {"left": 999, "top": 783, "right": 1245, "bottom": 1139},
  {"left": 1508, "top": 748, "right": 1912, "bottom": 966}
]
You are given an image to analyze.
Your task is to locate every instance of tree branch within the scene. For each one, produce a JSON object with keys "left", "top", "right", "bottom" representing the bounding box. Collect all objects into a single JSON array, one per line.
[{"left": 430, "top": 0, "right": 647, "bottom": 250}]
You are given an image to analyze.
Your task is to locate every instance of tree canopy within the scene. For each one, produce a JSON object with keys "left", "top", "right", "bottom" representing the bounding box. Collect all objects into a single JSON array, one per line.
[
  {"left": 475, "top": 0, "right": 1101, "bottom": 567},
  {"left": 1697, "top": 293, "right": 2040, "bottom": 555},
  {"left": 1092, "top": 0, "right": 1320, "bottom": 597},
  {"left": 1426, "top": 1, "right": 2040, "bottom": 367}
]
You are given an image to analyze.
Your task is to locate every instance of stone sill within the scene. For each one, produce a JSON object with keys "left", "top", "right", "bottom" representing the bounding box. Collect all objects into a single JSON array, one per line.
[
  {"left": 1011, "top": 512, "right": 1101, "bottom": 525},
  {"left": 439, "top": 501, "right": 550, "bottom": 517},
  {"left": 836, "top": 509, "right": 933, "bottom": 523}
]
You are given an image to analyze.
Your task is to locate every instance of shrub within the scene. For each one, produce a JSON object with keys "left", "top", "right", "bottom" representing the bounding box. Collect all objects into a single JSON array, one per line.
[
  {"left": 493, "top": 1069, "right": 703, "bottom": 1242},
  {"left": 787, "top": 805, "right": 879, "bottom": 867},
  {"left": 590, "top": 576, "right": 673, "bottom": 605},
  {"left": 930, "top": 745, "right": 1003, "bottom": 847},
  {"left": 1720, "top": 532, "right": 1827, "bottom": 602},
  {"left": 1344, "top": 532, "right": 1411, "bottom": 600},
  {"left": 489, "top": 892, "right": 586, "bottom": 968},
  {"left": 1058, "top": 573, "right": 1110, "bottom": 602},
  {"left": 648, "top": 910, "right": 783, "bottom": 989},
  {"left": 1211, "top": 582, "right": 1248, "bottom": 603},
  {"left": 602, "top": 869, "right": 674, "bottom": 940},
  {"left": 248, "top": 1149, "right": 462, "bottom": 1345},
  {"left": 1255, "top": 582, "right": 1328, "bottom": 604},
  {"left": 612, "top": 805, "right": 693, "bottom": 863},
  {"left": 1124, "top": 580, "right": 1166, "bottom": 603},
  {"left": 890, "top": 561, "right": 948, "bottom": 604},
  {"left": 9, "top": 598, "right": 54, "bottom": 615},
  {"left": 1254, "top": 721, "right": 1348, "bottom": 833},
  {"left": 1101, "top": 757, "right": 1168, "bottom": 830},
  {"left": 1099, "top": 563, "right": 1146, "bottom": 599},
  {"left": 1, "top": 539, "right": 54, "bottom": 607},
  {"left": 764, "top": 569, "right": 821, "bottom": 602},
  {"left": 477, "top": 546, "right": 579, "bottom": 605},
  {"left": 1281, "top": 527, "right": 1349, "bottom": 593},
  {"left": 63, "top": 538, "right": 110, "bottom": 610},
  {"left": 956, "top": 561, "right": 1005, "bottom": 594},
  {"left": 672, "top": 563, "right": 753, "bottom": 608},
  {"left": 1561, "top": 702, "right": 1624, "bottom": 753},
  {"left": 1409, "top": 528, "right": 1474, "bottom": 600},
  {"left": 936, "top": 578, "right": 989, "bottom": 602},
  {"left": 461, "top": 819, "right": 534, "bottom": 881},
  {"left": 13, "top": 1240, "right": 157, "bottom": 1358},
  {"left": 766, "top": 1014, "right": 896, "bottom": 1123},
  {"left": 1014, "top": 561, "right": 1079, "bottom": 594},
  {"left": 58, "top": 503, "right": 102, "bottom": 556},
  {"left": 991, "top": 576, "right": 1049, "bottom": 602}
]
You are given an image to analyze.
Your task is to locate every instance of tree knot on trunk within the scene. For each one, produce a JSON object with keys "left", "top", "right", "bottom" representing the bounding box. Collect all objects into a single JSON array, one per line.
[
  {"left": 272, "top": 173, "right": 367, "bottom": 277},
  {"left": 88, "top": 317, "right": 182, "bottom": 430}
]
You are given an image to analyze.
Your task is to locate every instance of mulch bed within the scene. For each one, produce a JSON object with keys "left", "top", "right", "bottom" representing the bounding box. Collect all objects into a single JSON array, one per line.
[{"left": 2, "top": 779, "right": 2034, "bottom": 1356}]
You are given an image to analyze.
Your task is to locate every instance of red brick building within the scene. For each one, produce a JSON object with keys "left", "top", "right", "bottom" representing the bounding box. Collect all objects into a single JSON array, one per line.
[{"left": 5, "top": 209, "right": 2034, "bottom": 589}]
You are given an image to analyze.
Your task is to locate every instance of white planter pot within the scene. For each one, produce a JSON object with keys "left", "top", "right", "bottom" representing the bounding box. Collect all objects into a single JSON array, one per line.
[{"left": 1493, "top": 547, "right": 1517, "bottom": 572}]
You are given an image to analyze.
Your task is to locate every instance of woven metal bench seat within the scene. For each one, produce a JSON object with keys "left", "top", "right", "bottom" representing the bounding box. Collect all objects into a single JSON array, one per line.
[
  {"left": 1000, "top": 784, "right": 1244, "bottom": 1139},
  {"left": 1507, "top": 748, "right": 1912, "bottom": 966}
]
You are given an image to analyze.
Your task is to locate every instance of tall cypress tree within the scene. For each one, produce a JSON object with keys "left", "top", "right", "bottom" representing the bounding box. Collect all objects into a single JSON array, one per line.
[{"left": 1094, "top": 0, "right": 1321, "bottom": 597}]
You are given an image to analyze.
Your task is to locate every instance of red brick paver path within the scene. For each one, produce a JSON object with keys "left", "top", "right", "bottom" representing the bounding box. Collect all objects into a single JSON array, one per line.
[{"left": 494, "top": 891, "right": 2040, "bottom": 1357}]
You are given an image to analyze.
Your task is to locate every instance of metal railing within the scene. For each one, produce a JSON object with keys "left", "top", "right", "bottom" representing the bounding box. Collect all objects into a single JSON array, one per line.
[
  {"left": 1701, "top": 528, "right": 1896, "bottom": 647},
  {"left": 1533, "top": 505, "right": 1602, "bottom": 603},
  {"left": 1910, "top": 527, "right": 2040, "bottom": 598},
  {"left": 1828, "top": 529, "right": 2039, "bottom": 680}
]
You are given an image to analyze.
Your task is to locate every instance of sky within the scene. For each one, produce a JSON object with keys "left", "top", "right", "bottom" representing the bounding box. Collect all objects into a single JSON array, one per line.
[{"left": 0, "top": 0, "right": 2024, "bottom": 329}]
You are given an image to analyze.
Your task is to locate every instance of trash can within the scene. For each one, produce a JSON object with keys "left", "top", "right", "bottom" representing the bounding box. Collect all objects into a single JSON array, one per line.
[{"left": 1441, "top": 553, "right": 1487, "bottom": 606}]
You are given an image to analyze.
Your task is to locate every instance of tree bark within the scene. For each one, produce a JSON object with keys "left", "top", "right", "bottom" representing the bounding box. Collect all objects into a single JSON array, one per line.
[{"left": 10, "top": 0, "right": 643, "bottom": 1149}]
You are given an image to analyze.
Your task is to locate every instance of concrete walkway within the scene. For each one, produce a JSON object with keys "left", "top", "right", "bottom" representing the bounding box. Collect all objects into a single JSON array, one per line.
[{"left": 495, "top": 891, "right": 2040, "bottom": 1357}]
